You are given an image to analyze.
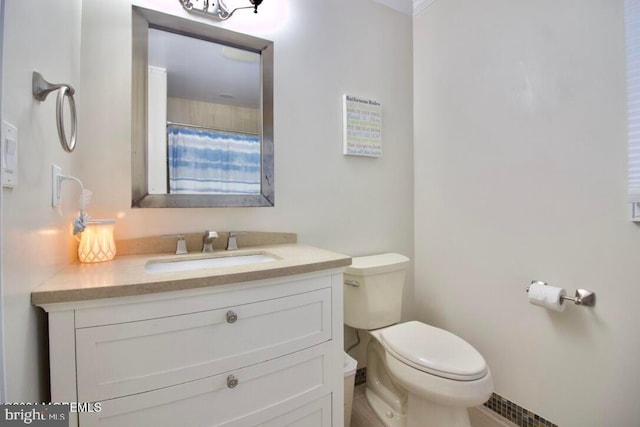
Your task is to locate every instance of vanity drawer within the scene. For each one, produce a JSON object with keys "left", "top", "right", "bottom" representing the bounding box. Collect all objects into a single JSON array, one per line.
[
  {"left": 76, "top": 288, "right": 331, "bottom": 402},
  {"left": 79, "top": 343, "right": 332, "bottom": 427},
  {"left": 258, "top": 395, "right": 332, "bottom": 427}
]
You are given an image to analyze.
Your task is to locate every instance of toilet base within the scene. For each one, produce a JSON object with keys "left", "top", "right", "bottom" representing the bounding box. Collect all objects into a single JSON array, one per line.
[
  {"left": 405, "top": 393, "right": 471, "bottom": 427},
  {"left": 365, "top": 387, "right": 406, "bottom": 427},
  {"left": 366, "top": 385, "right": 472, "bottom": 427}
]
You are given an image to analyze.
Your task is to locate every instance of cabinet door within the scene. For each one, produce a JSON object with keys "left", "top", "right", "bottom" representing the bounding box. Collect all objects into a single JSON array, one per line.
[
  {"left": 76, "top": 288, "right": 331, "bottom": 402},
  {"left": 79, "top": 343, "right": 331, "bottom": 427}
]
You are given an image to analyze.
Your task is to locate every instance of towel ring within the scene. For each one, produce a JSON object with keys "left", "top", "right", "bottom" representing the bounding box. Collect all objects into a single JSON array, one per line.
[{"left": 32, "top": 71, "right": 78, "bottom": 153}]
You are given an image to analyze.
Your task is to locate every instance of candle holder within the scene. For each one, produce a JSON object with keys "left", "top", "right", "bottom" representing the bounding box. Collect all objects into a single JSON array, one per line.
[{"left": 78, "top": 220, "right": 116, "bottom": 263}]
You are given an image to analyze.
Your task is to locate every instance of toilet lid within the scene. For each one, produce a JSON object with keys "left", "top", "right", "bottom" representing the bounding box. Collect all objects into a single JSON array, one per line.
[{"left": 380, "top": 321, "right": 488, "bottom": 381}]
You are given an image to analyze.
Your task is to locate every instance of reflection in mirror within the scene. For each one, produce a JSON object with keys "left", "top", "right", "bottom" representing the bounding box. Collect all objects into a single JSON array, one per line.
[
  {"left": 132, "top": 6, "right": 274, "bottom": 208},
  {"left": 147, "top": 29, "right": 261, "bottom": 195}
]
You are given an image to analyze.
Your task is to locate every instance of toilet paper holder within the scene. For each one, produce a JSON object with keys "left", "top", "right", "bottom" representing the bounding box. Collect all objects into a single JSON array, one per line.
[{"left": 527, "top": 281, "right": 596, "bottom": 307}]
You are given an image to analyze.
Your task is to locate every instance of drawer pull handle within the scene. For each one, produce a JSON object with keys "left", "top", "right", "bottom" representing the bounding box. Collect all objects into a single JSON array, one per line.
[
  {"left": 226, "top": 310, "right": 238, "bottom": 323},
  {"left": 227, "top": 375, "right": 239, "bottom": 389}
]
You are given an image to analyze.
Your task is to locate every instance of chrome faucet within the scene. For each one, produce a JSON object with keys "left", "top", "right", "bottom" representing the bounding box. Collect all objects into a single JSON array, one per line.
[{"left": 202, "top": 231, "right": 219, "bottom": 252}]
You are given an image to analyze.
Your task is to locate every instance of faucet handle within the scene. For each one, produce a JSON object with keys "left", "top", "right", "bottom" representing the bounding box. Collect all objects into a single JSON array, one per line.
[
  {"left": 226, "top": 231, "right": 247, "bottom": 251},
  {"left": 163, "top": 234, "right": 187, "bottom": 255}
]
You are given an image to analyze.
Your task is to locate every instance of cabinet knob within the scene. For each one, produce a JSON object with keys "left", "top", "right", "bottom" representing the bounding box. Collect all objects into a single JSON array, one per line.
[
  {"left": 226, "top": 374, "right": 239, "bottom": 389},
  {"left": 226, "top": 310, "right": 238, "bottom": 323}
]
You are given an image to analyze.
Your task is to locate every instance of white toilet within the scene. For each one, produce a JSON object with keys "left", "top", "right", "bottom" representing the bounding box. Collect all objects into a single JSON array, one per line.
[{"left": 344, "top": 253, "right": 493, "bottom": 427}]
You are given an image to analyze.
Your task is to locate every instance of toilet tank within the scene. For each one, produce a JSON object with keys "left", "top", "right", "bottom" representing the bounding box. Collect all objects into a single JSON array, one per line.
[{"left": 343, "top": 253, "right": 410, "bottom": 330}]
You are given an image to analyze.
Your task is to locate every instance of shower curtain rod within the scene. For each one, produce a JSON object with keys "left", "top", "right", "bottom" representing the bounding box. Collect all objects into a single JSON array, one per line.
[{"left": 166, "top": 121, "right": 261, "bottom": 136}]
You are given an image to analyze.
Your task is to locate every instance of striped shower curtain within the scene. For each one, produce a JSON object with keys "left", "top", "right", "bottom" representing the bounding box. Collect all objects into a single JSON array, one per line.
[{"left": 167, "top": 125, "right": 261, "bottom": 194}]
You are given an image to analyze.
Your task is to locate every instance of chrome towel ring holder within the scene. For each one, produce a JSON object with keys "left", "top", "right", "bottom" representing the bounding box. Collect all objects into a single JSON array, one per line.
[{"left": 32, "top": 71, "right": 77, "bottom": 153}]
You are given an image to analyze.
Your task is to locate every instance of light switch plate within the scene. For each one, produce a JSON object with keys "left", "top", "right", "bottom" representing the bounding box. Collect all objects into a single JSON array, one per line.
[{"left": 2, "top": 121, "right": 18, "bottom": 187}]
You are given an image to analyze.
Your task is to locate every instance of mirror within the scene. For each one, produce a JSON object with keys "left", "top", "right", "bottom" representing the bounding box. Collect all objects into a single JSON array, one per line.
[{"left": 132, "top": 6, "right": 274, "bottom": 208}]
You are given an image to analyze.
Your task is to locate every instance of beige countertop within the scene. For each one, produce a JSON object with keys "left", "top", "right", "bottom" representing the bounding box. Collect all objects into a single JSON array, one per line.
[{"left": 32, "top": 244, "right": 351, "bottom": 305}]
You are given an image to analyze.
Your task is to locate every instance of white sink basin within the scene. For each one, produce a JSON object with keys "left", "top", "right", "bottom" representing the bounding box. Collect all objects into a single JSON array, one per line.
[{"left": 145, "top": 253, "right": 277, "bottom": 274}]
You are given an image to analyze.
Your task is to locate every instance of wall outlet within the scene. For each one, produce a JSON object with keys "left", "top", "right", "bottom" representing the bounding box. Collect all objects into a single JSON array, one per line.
[{"left": 52, "top": 164, "right": 62, "bottom": 207}]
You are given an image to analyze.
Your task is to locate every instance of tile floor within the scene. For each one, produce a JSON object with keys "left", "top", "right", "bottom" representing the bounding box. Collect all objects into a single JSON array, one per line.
[{"left": 350, "top": 384, "right": 385, "bottom": 427}]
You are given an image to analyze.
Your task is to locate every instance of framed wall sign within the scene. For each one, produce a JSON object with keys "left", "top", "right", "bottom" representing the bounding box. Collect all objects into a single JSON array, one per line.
[{"left": 343, "top": 94, "right": 382, "bottom": 157}]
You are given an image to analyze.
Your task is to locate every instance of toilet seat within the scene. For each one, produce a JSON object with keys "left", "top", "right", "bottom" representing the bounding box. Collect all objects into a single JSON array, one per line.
[{"left": 379, "top": 321, "right": 488, "bottom": 381}]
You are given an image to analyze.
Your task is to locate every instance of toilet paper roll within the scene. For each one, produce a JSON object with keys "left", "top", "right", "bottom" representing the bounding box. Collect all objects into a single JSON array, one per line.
[{"left": 528, "top": 282, "right": 567, "bottom": 312}]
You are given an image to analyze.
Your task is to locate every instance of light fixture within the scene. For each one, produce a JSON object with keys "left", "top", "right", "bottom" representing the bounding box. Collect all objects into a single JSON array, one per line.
[
  {"left": 77, "top": 220, "right": 117, "bottom": 263},
  {"left": 179, "top": 0, "right": 264, "bottom": 21}
]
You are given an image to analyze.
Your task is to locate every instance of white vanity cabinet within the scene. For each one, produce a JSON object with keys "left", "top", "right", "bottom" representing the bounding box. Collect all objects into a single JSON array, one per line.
[{"left": 38, "top": 270, "right": 345, "bottom": 427}]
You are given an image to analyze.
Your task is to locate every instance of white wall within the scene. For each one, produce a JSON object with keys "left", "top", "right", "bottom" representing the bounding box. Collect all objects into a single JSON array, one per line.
[
  {"left": 414, "top": 1, "right": 638, "bottom": 425},
  {"left": 1, "top": 1, "right": 82, "bottom": 400},
  {"left": 77, "top": 0, "right": 413, "bottom": 248}
]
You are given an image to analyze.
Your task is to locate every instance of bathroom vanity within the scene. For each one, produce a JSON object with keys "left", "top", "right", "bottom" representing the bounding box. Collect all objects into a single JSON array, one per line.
[{"left": 32, "top": 243, "right": 350, "bottom": 427}]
